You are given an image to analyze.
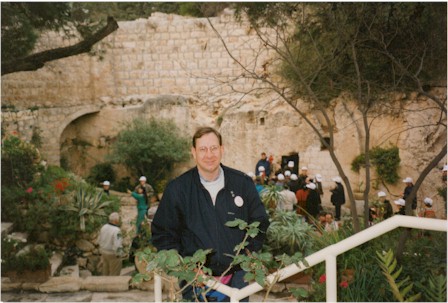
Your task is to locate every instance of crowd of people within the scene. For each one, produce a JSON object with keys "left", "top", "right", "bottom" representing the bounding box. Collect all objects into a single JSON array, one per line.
[
  {"left": 251, "top": 153, "right": 348, "bottom": 228},
  {"left": 251, "top": 152, "right": 445, "bottom": 228}
]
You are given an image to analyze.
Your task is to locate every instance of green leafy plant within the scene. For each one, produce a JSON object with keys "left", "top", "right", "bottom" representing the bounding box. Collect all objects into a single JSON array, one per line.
[
  {"left": 108, "top": 118, "right": 190, "bottom": 188},
  {"left": 351, "top": 146, "right": 400, "bottom": 184},
  {"left": 260, "top": 185, "right": 284, "bottom": 210},
  {"left": 418, "top": 274, "right": 447, "bottom": 302},
  {"left": 65, "top": 186, "right": 112, "bottom": 231},
  {"left": 265, "top": 210, "right": 314, "bottom": 256},
  {"left": 376, "top": 249, "right": 421, "bottom": 302},
  {"left": 30, "top": 126, "right": 42, "bottom": 147},
  {"left": 87, "top": 162, "right": 116, "bottom": 185},
  {"left": 134, "top": 218, "right": 308, "bottom": 301},
  {"left": 1, "top": 135, "right": 38, "bottom": 188},
  {"left": 1, "top": 242, "right": 50, "bottom": 274}
]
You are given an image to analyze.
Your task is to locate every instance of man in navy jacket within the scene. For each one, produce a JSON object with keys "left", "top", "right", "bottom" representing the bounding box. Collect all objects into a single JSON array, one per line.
[{"left": 152, "top": 127, "right": 269, "bottom": 301}]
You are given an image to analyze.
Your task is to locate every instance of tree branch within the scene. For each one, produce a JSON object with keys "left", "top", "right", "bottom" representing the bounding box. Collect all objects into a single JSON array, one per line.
[{"left": 2, "top": 16, "right": 119, "bottom": 76}]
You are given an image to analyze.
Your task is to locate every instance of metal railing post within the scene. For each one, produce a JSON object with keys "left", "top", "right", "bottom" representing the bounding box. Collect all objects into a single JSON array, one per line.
[
  {"left": 154, "top": 272, "right": 162, "bottom": 302},
  {"left": 326, "top": 254, "right": 337, "bottom": 302}
]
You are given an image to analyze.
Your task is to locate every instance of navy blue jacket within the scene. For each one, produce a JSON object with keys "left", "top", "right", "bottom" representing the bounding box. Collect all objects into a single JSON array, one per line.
[
  {"left": 151, "top": 165, "right": 269, "bottom": 275},
  {"left": 255, "top": 159, "right": 271, "bottom": 177}
]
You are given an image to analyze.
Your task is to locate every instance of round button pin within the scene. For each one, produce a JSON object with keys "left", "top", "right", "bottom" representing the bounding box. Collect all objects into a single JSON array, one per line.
[{"left": 234, "top": 196, "right": 244, "bottom": 207}]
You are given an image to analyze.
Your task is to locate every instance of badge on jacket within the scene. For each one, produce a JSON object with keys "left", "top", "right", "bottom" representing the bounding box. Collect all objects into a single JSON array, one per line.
[{"left": 234, "top": 196, "right": 244, "bottom": 207}]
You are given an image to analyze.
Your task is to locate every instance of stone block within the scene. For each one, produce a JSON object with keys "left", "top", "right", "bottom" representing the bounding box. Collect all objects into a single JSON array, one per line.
[
  {"left": 79, "top": 269, "right": 93, "bottom": 279},
  {"left": 1, "top": 222, "right": 13, "bottom": 236},
  {"left": 77, "top": 257, "right": 88, "bottom": 268},
  {"left": 21, "top": 282, "right": 41, "bottom": 291},
  {"left": 50, "top": 252, "right": 63, "bottom": 276},
  {"left": 81, "top": 276, "right": 131, "bottom": 292},
  {"left": 132, "top": 280, "right": 154, "bottom": 291},
  {"left": 7, "top": 232, "right": 28, "bottom": 244},
  {"left": 38, "top": 276, "right": 81, "bottom": 293},
  {"left": 91, "top": 290, "right": 154, "bottom": 302},
  {"left": 44, "top": 291, "right": 93, "bottom": 302},
  {"left": 76, "top": 238, "right": 95, "bottom": 252},
  {"left": 1, "top": 279, "right": 22, "bottom": 292},
  {"left": 59, "top": 265, "right": 79, "bottom": 277}
]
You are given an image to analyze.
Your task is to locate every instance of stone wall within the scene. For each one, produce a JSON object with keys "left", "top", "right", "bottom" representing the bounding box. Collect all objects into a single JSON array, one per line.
[{"left": 1, "top": 10, "right": 446, "bottom": 216}]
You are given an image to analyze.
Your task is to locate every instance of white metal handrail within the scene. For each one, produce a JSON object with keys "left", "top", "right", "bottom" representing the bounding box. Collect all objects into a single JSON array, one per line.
[{"left": 154, "top": 216, "right": 447, "bottom": 302}]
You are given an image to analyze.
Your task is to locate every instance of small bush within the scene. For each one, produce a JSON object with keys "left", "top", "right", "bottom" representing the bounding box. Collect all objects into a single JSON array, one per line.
[
  {"left": 351, "top": 146, "right": 400, "bottom": 184},
  {"left": 108, "top": 118, "right": 190, "bottom": 189},
  {"left": 87, "top": 162, "right": 116, "bottom": 185},
  {"left": 1, "top": 135, "right": 38, "bottom": 187},
  {"left": 1, "top": 240, "right": 50, "bottom": 274}
]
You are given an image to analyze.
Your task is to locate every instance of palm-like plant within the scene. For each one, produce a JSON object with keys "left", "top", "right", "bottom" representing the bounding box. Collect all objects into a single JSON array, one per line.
[
  {"left": 260, "top": 185, "right": 284, "bottom": 210},
  {"left": 265, "top": 210, "right": 314, "bottom": 256},
  {"left": 66, "top": 187, "right": 112, "bottom": 231}
]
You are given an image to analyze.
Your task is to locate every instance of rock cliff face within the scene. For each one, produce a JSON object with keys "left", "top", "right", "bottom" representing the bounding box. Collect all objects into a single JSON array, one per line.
[{"left": 1, "top": 11, "right": 446, "bottom": 215}]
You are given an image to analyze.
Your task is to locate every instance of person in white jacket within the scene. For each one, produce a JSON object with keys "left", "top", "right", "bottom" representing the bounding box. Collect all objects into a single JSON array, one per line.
[{"left": 98, "top": 212, "right": 124, "bottom": 276}]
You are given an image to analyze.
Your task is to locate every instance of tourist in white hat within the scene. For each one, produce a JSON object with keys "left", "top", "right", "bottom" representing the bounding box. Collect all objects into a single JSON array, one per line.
[
  {"left": 102, "top": 180, "right": 111, "bottom": 196},
  {"left": 288, "top": 173, "right": 300, "bottom": 193},
  {"left": 287, "top": 160, "right": 294, "bottom": 168},
  {"left": 394, "top": 198, "right": 406, "bottom": 215},
  {"left": 305, "top": 182, "right": 321, "bottom": 222},
  {"left": 419, "top": 197, "right": 436, "bottom": 218},
  {"left": 135, "top": 176, "right": 155, "bottom": 203},
  {"left": 257, "top": 165, "right": 266, "bottom": 184},
  {"left": 284, "top": 170, "right": 292, "bottom": 183},
  {"left": 402, "top": 177, "right": 417, "bottom": 211},
  {"left": 330, "top": 176, "right": 345, "bottom": 221},
  {"left": 377, "top": 191, "right": 392, "bottom": 219},
  {"left": 276, "top": 173, "right": 285, "bottom": 188},
  {"left": 255, "top": 152, "right": 271, "bottom": 179}
]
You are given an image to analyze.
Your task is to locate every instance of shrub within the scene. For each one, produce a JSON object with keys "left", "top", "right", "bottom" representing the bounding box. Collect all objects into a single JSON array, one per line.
[
  {"left": 265, "top": 210, "right": 314, "bottom": 256},
  {"left": 108, "top": 118, "right": 190, "bottom": 188},
  {"left": 87, "top": 162, "right": 116, "bottom": 185},
  {"left": 351, "top": 146, "right": 400, "bottom": 184},
  {"left": 1, "top": 239, "right": 50, "bottom": 274},
  {"left": 1, "top": 135, "right": 38, "bottom": 187}
]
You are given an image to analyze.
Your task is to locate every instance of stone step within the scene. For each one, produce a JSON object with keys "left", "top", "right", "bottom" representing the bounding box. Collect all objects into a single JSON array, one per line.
[
  {"left": 59, "top": 265, "right": 80, "bottom": 278},
  {"left": 1, "top": 222, "right": 14, "bottom": 236},
  {"left": 5, "top": 231, "right": 28, "bottom": 244}
]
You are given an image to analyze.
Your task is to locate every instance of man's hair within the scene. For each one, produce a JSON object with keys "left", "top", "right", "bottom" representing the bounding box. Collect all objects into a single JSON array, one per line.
[
  {"left": 109, "top": 212, "right": 120, "bottom": 222},
  {"left": 192, "top": 127, "right": 222, "bottom": 147}
]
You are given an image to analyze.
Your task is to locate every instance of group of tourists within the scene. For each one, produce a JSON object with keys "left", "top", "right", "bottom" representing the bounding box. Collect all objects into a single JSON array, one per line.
[
  {"left": 252, "top": 153, "right": 346, "bottom": 224},
  {"left": 252, "top": 152, "right": 444, "bottom": 227}
]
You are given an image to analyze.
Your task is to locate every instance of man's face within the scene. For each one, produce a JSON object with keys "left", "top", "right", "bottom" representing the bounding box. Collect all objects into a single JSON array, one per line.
[
  {"left": 192, "top": 132, "right": 223, "bottom": 176},
  {"left": 103, "top": 185, "right": 110, "bottom": 190},
  {"left": 261, "top": 153, "right": 266, "bottom": 160}
]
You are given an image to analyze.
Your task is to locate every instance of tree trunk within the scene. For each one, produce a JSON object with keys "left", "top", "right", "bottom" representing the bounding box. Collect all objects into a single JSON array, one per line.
[
  {"left": 395, "top": 143, "right": 447, "bottom": 258},
  {"left": 362, "top": 111, "right": 371, "bottom": 229}
]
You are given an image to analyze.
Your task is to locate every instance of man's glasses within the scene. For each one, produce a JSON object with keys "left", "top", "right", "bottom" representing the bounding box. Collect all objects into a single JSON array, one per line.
[{"left": 196, "top": 145, "right": 220, "bottom": 156}]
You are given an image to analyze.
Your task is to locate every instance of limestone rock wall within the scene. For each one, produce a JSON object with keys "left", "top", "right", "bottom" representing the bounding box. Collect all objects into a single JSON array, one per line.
[{"left": 1, "top": 11, "right": 446, "bottom": 216}]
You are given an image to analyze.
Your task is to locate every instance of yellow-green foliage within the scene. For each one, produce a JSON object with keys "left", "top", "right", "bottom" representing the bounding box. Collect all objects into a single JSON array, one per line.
[{"left": 376, "top": 249, "right": 421, "bottom": 302}]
